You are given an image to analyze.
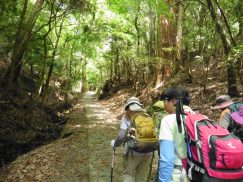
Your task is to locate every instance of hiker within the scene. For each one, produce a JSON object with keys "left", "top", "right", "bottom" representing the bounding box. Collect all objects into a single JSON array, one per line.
[
  {"left": 111, "top": 97, "right": 153, "bottom": 182},
  {"left": 230, "top": 106, "right": 243, "bottom": 141},
  {"left": 212, "top": 95, "right": 243, "bottom": 137},
  {"left": 147, "top": 100, "right": 167, "bottom": 136},
  {"left": 158, "top": 87, "right": 191, "bottom": 182}
]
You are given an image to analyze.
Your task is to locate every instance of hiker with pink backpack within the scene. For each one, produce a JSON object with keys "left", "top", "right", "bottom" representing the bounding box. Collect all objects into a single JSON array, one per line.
[
  {"left": 158, "top": 87, "right": 192, "bottom": 182},
  {"left": 158, "top": 87, "right": 243, "bottom": 182}
]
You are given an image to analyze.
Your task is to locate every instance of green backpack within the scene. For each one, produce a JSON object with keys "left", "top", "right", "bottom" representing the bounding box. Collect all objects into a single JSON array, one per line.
[{"left": 147, "top": 101, "right": 167, "bottom": 134}]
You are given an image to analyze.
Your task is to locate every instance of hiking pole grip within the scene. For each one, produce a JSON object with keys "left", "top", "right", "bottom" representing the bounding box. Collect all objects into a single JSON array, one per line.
[{"left": 111, "top": 148, "right": 115, "bottom": 182}]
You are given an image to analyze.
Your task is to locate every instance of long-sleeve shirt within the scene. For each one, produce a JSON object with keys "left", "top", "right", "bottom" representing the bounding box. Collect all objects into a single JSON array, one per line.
[
  {"left": 159, "top": 140, "right": 174, "bottom": 182},
  {"left": 159, "top": 114, "right": 187, "bottom": 181},
  {"left": 219, "top": 108, "right": 232, "bottom": 129},
  {"left": 114, "top": 115, "right": 131, "bottom": 147}
]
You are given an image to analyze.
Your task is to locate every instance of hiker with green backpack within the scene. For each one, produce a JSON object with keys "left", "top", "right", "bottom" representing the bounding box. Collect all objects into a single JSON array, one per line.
[
  {"left": 147, "top": 100, "right": 167, "bottom": 135},
  {"left": 111, "top": 97, "right": 158, "bottom": 182},
  {"left": 212, "top": 95, "right": 243, "bottom": 139}
]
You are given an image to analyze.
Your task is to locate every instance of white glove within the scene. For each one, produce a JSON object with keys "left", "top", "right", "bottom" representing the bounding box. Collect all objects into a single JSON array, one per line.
[{"left": 111, "top": 140, "right": 115, "bottom": 147}]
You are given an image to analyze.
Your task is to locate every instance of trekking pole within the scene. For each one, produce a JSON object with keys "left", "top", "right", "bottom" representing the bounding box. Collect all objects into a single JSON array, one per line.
[
  {"left": 147, "top": 151, "right": 155, "bottom": 182},
  {"left": 155, "top": 147, "right": 160, "bottom": 182},
  {"left": 110, "top": 148, "right": 116, "bottom": 182}
]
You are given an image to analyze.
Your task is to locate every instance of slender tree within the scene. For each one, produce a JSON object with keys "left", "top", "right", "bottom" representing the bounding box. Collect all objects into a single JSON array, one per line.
[
  {"left": 0, "top": 0, "right": 45, "bottom": 92},
  {"left": 206, "top": 0, "right": 238, "bottom": 96},
  {"left": 175, "top": 0, "right": 184, "bottom": 71}
]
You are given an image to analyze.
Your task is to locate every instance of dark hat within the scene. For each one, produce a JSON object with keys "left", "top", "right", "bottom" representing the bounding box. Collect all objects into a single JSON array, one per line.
[
  {"left": 212, "top": 95, "right": 233, "bottom": 109},
  {"left": 230, "top": 106, "right": 243, "bottom": 125},
  {"left": 160, "top": 87, "right": 186, "bottom": 101}
]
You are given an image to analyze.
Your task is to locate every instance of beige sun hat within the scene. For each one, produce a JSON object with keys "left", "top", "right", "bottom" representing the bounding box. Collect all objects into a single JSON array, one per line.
[
  {"left": 125, "top": 97, "right": 143, "bottom": 108},
  {"left": 125, "top": 97, "right": 145, "bottom": 112},
  {"left": 212, "top": 95, "right": 233, "bottom": 109},
  {"left": 128, "top": 103, "right": 146, "bottom": 112}
]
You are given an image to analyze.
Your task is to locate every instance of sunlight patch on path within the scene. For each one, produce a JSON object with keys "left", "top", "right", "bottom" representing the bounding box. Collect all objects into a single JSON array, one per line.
[{"left": 80, "top": 92, "right": 123, "bottom": 182}]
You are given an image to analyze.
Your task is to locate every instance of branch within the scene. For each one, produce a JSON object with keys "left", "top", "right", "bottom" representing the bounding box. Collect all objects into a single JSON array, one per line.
[
  {"left": 169, "top": 0, "right": 207, "bottom": 8},
  {"left": 33, "top": 9, "right": 69, "bottom": 34},
  {"left": 213, "top": 0, "right": 236, "bottom": 46}
]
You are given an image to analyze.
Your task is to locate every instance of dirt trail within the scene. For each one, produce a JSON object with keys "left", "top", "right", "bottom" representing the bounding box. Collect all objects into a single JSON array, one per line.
[
  {"left": 78, "top": 91, "right": 124, "bottom": 182},
  {"left": 0, "top": 92, "right": 124, "bottom": 182}
]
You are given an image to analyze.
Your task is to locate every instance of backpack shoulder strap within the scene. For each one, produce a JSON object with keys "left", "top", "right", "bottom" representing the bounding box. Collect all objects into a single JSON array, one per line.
[{"left": 228, "top": 102, "right": 243, "bottom": 112}]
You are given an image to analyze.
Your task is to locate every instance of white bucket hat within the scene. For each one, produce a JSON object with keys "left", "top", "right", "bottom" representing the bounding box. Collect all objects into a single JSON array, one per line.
[
  {"left": 125, "top": 97, "right": 145, "bottom": 112},
  {"left": 128, "top": 103, "right": 146, "bottom": 112},
  {"left": 125, "top": 97, "right": 143, "bottom": 108}
]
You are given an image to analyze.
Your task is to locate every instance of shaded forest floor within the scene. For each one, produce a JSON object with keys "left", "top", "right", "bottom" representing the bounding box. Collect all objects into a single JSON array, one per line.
[
  {"left": 0, "top": 91, "right": 159, "bottom": 182},
  {"left": 0, "top": 91, "right": 159, "bottom": 181},
  {"left": 1, "top": 89, "right": 242, "bottom": 181},
  {"left": 0, "top": 67, "right": 242, "bottom": 181}
]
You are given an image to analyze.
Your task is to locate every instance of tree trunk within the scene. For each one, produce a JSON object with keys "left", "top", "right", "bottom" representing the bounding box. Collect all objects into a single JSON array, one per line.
[
  {"left": 235, "top": 0, "right": 243, "bottom": 86},
  {"left": 114, "top": 37, "right": 119, "bottom": 82},
  {"left": 41, "top": 18, "right": 64, "bottom": 102},
  {"left": 206, "top": 0, "right": 238, "bottom": 96},
  {"left": 116, "top": 46, "right": 121, "bottom": 82},
  {"left": 157, "top": 0, "right": 176, "bottom": 82},
  {"left": 33, "top": 37, "right": 48, "bottom": 101},
  {"left": 81, "top": 58, "right": 88, "bottom": 93},
  {"left": 109, "top": 54, "right": 113, "bottom": 81},
  {"left": 175, "top": 0, "right": 183, "bottom": 71},
  {"left": 134, "top": 4, "right": 140, "bottom": 55},
  {"left": 0, "top": 0, "right": 45, "bottom": 91},
  {"left": 236, "top": 0, "right": 243, "bottom": 42},
  {"left": 34, "top": 4, "right": 54, "bottom": 101}
]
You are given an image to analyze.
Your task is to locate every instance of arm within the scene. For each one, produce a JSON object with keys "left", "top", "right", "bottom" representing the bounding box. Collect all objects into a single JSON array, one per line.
[
  {"left": 219, "top": 109, "right": 231, "bottom": 129},
  {"left": 159, "top": 140, "right": 174, "bottom": 182},
  {"left": 112, "top": 116, "right": 129, "bottom": 147},
  {"left": 114, "top": 129, "right": 127, "bottom": 147}
]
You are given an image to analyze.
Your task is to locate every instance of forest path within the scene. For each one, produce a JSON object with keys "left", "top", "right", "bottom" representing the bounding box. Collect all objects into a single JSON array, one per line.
[{"left": 0, "top": 91, "right": 124, "bottom": 182}]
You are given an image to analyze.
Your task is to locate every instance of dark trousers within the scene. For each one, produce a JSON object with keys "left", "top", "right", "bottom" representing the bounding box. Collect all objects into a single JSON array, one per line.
[
  {"left": 190, "top": 172, "right": 243, "bottom": 182},
  {"left": 202, "top": 173, "right": 243, "bottom": 182}
]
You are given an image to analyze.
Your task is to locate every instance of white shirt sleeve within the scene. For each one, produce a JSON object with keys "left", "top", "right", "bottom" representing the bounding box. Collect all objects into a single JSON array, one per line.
[
  {"left": 120, "top": 115, "right": 131, "bottom": 130},
  {"left": 159, "top": 115, "right": 173, "bottom": 141}
]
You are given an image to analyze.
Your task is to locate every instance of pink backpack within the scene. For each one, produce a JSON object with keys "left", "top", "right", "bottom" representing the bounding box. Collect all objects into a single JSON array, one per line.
[{"left": 184, "top": 113, "right": 243, "bottom": 180}]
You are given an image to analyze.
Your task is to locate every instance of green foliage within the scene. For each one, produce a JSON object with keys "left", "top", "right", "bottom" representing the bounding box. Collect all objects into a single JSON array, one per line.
[
  {"left": 230, "top": 43, "right": 243, "bottom": 64},
  {"left": 0, "top": 0, "right": 241, "bottom": 96},
  {"left": 0, "top": 0, "right": 19, "bottom": 56}
]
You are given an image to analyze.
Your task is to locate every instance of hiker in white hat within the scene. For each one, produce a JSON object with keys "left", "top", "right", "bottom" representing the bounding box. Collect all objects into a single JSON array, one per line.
[{"left": 110, "top": 97, "right": 152, "bottom": 182}]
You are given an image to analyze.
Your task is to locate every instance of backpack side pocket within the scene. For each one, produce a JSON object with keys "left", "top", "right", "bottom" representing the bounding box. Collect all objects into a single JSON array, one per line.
[{"left": 209, "top": 134, "right": 243, "bottom": 169}]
